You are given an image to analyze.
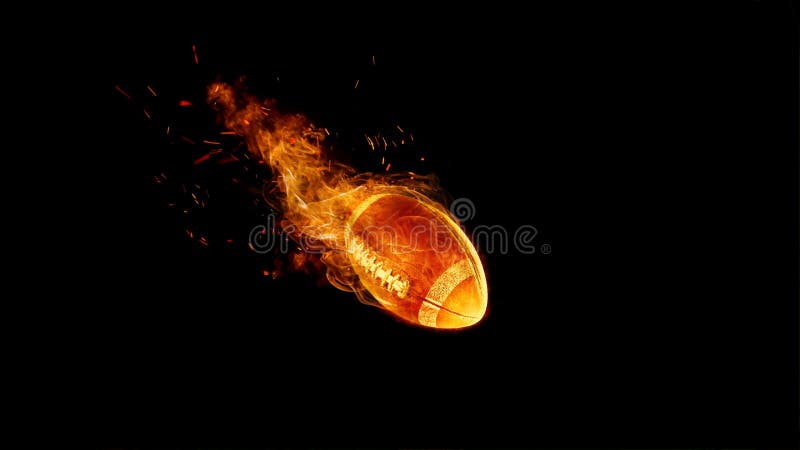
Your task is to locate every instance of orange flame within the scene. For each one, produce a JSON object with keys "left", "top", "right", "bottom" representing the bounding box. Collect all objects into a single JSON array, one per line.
[{"left": 208, "top": 82, "right": 488, "bottom": 329}]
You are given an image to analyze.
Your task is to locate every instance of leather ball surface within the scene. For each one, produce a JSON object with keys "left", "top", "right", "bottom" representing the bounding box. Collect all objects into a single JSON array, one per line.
[{"left": 346, "top": 190, "right": 488, "bottom": 328}]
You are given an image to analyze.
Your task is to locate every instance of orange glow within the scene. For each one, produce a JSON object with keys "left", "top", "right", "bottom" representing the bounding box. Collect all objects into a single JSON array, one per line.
[{"left": 207, "top": 82, "right": 488, "bottom": 329}]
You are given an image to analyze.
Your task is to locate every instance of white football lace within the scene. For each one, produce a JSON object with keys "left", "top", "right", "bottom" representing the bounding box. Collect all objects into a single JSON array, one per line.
[{"left": 348, "top": 236, "right": 410, "bottom": 298}]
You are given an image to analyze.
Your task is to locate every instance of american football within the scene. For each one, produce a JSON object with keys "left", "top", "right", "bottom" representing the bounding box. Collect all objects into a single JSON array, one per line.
[{"left": 346, "top": 188, "right": 488, "bottom": 329}]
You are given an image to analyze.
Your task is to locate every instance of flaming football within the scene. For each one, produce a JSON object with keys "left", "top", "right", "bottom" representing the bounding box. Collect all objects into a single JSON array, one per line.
[
  {"left": 346, "top": 189, "right": 487, "bottom": 328},
  {"left": 208, "top": 81, "right": 488, "bottom": 329}
]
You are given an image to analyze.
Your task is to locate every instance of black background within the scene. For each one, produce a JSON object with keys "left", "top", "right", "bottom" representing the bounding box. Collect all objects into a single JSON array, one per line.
[{"left": 91, "top": 2, "right": 797, "bottom": 447}]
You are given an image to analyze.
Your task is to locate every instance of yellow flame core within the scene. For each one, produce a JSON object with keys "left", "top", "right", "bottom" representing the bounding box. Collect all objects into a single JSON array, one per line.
[{"left": 208, "top": 82, "right": 487, "bottom": 328}]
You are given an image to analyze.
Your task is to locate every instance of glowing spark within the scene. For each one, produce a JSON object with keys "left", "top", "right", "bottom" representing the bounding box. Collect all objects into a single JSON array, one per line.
[
  {"left": 146, "top": 85, "right": 157, "bottom": 97},
  {"left": 371, "top": 55, "right": 376, "bottom": 66},
  {"left": 202, "top": 140, "right": 221, "bottom": 145},
  {"left": 354, "top": 79, "right": 360, "bottom": 89},
  {"left": 420, "top": 156, "right": 425, "bottom": 161},
  {"left": 385, "top": 163, "right": 391, "bottom": 172},
  {"left": 143, "top": 109, "right": 152, "bottom": 120},
  {"left": 220, "top": 131, "right": 236, "bottom": 135},
  {"left": 114, "top": 85, "right": 131, "bottom": 100},
  {"left": 179, "top": 100, "right": 192, "bottom": 107},
  {"left": 180, "top": 136, "right": 196, "bottom": 144},
  {"left": 193, "top": 154, "right": 211, "bottom": 165},
  {"left": 366, "top": 135, "right": 375, "bottom": 150},
  {"left": 396, "top": 125, "right": 404, "bottom": 133},
  {"left": 192, "top": 45, "right": 199, "bottom": 64}
]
